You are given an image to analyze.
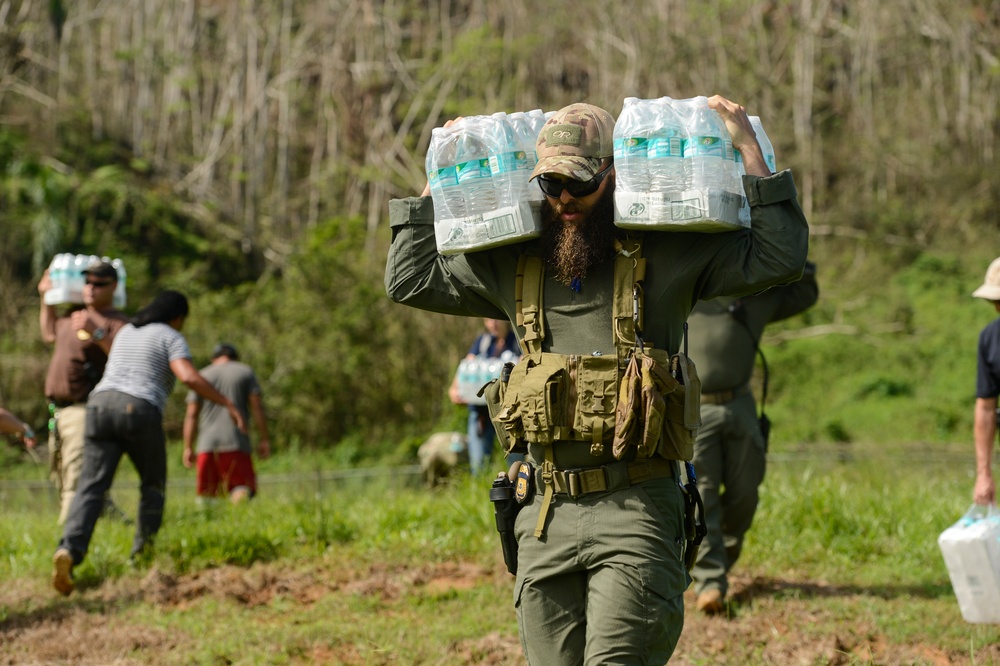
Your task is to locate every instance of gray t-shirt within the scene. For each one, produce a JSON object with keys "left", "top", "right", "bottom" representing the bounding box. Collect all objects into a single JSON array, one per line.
[
  {"left": 186, "top": 361, "right": 260, "bottom": 454},
  {"left": 92, "top": 323, "right": 191, "bottom": 413}
]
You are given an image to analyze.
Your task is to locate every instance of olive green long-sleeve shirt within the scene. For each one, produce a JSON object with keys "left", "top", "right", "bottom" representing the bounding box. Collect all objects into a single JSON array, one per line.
[
  {"left": 687, "top": 261, "right": 818, "bottom": 393},
  {"left": 385, "top": 171, "right": 809, "bottom": 359}
]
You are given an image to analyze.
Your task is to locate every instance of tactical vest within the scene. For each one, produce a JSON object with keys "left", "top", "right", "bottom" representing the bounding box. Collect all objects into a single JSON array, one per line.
[{"left": 480, "top": 237, "right": 702, "bottom": 536}]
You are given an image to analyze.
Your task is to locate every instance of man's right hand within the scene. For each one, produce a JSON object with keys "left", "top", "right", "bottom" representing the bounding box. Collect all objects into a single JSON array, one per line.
[
  {"left": 707, "top": 95, "right": 769, "bottom": 177},
  {"left": 38, "top": 269, "right": 52, "bottom": 297},
  {"left": 974, "top": 469, "right": 996, "bottom": 506}
]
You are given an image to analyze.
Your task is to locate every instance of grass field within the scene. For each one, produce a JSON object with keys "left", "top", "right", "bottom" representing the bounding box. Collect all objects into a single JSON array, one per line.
[{"left": 1, "top": 442, "right": 999, "bottom": 665}]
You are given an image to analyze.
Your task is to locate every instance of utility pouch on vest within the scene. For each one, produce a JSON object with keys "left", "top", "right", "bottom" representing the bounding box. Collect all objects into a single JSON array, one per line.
[
  {"left": 492, "top": 352, "right": 620, "bottom": 451},
  {"left": 614, "top": 349, "right": 679, "bottom": 459},
  {"left": 571, "top": 354, "right": 619, "bottom": 451},
  {"left": 493, "top": 352, "right": 567, "bottom": 449},
  {"left": 658, "top": 352, "right": 701, "bottom": 462},
  {"left": 482, "top": 375, "right": 519, "bottom": 454}
]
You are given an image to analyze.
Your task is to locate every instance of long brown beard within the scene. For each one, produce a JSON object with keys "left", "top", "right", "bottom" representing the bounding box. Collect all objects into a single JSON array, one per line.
[{"left": 541, "top": 185, "right": 618, "bottom": 287}]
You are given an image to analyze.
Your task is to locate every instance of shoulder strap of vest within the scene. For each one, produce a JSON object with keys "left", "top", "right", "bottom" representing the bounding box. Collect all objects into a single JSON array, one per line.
[
  {"left": 613, "top": 237, "right": 646, "bottom": 358},
  {"left": 516, "top": 252, "right": 545, "bottom": 355}
]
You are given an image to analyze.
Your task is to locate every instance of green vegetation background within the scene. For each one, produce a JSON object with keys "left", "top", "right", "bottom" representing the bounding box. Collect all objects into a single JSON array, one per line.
[{"left": 1, "top": 0, "right": 999, "bottom": 466}]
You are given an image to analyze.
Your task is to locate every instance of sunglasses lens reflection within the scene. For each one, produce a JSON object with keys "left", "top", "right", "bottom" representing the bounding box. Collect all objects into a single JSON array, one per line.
[{"left": 537, "top": 164, "right": 610, "bottom": 199}]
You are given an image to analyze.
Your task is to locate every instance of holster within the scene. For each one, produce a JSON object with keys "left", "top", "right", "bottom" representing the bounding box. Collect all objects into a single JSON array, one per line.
[
  {"left": 681, "top": 461, "right": 708, "bottom": 571},
  {"left": 489, "top": 471, "right": 521, "bottom": 575}
]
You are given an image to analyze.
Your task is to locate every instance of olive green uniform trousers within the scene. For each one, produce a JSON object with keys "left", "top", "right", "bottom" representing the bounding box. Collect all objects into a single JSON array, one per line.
[
  {"left": 513, "top": 476, "right": 688, "bottom": 665},
  {"left": 689, "top": 394, "right": 767, "bottom": 597}
]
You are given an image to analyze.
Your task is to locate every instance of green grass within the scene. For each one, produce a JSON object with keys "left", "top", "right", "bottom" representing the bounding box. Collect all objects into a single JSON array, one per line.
[
  {"left": 2, "top": 451, "right": 999, "bottom": 664},
  {"left": 755, "top": 247, "right": 992, "bottom": 450},
  {"left": 746, "top": 460, "right": 961, "bottom": 583}
]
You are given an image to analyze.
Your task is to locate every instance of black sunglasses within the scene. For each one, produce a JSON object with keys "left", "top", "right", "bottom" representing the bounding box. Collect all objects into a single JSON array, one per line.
[
  {"left": 537, "top": 162, "right": 613, "bottom": 199},
  {"left": 85, "top": 280, "right": 113, "bottom": 287}
]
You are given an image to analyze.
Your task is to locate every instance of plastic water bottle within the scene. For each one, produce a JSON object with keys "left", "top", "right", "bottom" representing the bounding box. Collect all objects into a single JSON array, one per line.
[
  {"left": 43, "top": 254, "right": 69, "bottom": 305},
  {"left": 57, "top": 253, "right": 71, "bottom": 303},
  {"left": 525, "top": 109, "right": 548, "bottom": 200},
  {"left": 112, "top": 258, "right": 127, "bottom": 308},
  {"left": 458, "top": 359, "right": 470, "bottom": 401},
  {"left": 647, "top": 98, "right": 687, "bottom": 193},
  {"left": 476, "top": 356, "right": 493, "bottom": 390},
  {"left": 613, "top": 97, "right": 651, "bottom": 193},
  {"left": 458, "top": 357, "right": 492, "bottom": 404},
  {"left": 455, "top": 116, "right": 497, "bottom": 217},
  {"left": 465, "top": 357, "right": 479, "bottom": 394},
  {"left": 682, "top": 97, "right": 732, "bottom": 192},
  {"left": 526, "top": 109, "right": 547, "bottom": 141},
  {"left": 507, "top": 111, "right": 544, "bottom": 203},
  {"left": 488, "top": 112, "right": 520, "bottom": 208},
  {"left": 426, "top": 126, "right": 466, "bottom": 221},
  {"left": 66, "top": 255, "right": 88, "bottom": 303},
  {"left": 486, "top": 358, "right": 502, "bottom": 384},
  {"left": 749, "top": 116, "right": 776, "bottom": 174},
  {"left": 735, "top": 148, "right": 751, "bottom": 226}
]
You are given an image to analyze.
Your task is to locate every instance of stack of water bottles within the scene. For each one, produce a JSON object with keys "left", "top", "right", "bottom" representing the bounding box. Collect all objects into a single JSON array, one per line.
[
  {"left": 613, "top": 96, "right": 776, "bottom": 232},
  {"left": 454, "top": 350, "right": 518, "bottom": 405},
  {"left": 426, "top": 110, "right": 547, "bottom": 255},
  {"left": 938, "top": 503, "right": 1000, "bottom": 623},
  {"left": 44, "top": 253, "right": 127, "bottom": 309}
]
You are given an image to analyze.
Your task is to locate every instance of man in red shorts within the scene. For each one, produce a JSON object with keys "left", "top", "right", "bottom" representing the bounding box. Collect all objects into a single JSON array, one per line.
[{"left": 182, "top": 343, "right": 271, "bottom": 504}]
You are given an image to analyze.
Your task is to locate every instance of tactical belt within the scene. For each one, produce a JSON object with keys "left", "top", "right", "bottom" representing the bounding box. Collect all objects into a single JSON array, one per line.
[
  {"left": 700, "top": 383, "right": 752, "bottom": 405},
  {"left": 535, "top": 457, "right": 676, "bottom": 499}
]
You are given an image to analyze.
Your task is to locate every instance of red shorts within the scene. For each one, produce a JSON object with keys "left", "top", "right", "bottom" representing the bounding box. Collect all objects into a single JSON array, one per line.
[{"left": 196, "top": 452, "right": 257, "bottom": 498}]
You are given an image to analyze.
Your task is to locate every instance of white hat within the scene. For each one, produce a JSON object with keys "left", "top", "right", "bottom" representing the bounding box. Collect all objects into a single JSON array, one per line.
[{"left": 972, "top": 257, "right": 1000, "bottom": 301}]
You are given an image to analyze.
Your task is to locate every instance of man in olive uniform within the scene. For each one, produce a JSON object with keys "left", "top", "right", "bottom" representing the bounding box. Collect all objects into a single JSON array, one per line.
[
  {"left": 686, "top": 261, "right": 818, "bottom": 615},
  {"left": 385, "top": 98, "right": 809, "bottom": 664}
]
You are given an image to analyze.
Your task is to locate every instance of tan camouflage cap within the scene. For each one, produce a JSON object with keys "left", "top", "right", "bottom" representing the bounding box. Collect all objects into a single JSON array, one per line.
[
  {"left": 973, "top": 257, "right": 1000, "bottom": 300},
  {"left": 529, "top": 103, "right": 616, "bottom": 181}
]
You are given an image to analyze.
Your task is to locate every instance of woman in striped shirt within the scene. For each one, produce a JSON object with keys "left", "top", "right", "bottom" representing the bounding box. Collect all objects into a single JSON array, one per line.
[{"left": 52, "top": 290, "right": 246, "bottom": 596}]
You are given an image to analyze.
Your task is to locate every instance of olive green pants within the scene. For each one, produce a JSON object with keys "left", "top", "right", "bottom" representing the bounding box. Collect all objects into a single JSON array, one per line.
[
  {"left": 513, "top": 475, "right": 688, "bottom": 666},
  {"left": 690, "top": 394, "right": 767, "bottom": 598}
]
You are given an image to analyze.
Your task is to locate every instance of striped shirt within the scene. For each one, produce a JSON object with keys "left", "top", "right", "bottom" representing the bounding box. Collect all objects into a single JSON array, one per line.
[{"left": 92, "top": 323, "right": 191, "bottom": 413}]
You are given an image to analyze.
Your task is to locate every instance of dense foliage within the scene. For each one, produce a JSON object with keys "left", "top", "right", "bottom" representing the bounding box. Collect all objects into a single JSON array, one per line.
[{"left": 1, "top": 0, "right": 999, "bottom": 454}]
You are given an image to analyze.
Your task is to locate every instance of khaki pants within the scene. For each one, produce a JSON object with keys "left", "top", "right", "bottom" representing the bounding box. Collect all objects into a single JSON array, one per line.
[
  {"left": 49, "top": 404, "right": 88, "bottom": 525},
  {"left": 513, "top": 476, "right": 688, "bottom": 665}
]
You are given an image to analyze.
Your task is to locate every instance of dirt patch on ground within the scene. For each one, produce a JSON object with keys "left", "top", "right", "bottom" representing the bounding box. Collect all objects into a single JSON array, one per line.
[
  {"left": 2, "top": 563, "right": 997, "bottom": 665},
  {"left": 673, "top": 575, "right": 1000, "bottom": 666}
]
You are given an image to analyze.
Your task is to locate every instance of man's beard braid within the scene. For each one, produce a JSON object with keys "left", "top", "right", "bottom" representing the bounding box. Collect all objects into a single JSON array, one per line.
[{"left": 541, "top": 184, "right": 618, "bottom": 287}]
